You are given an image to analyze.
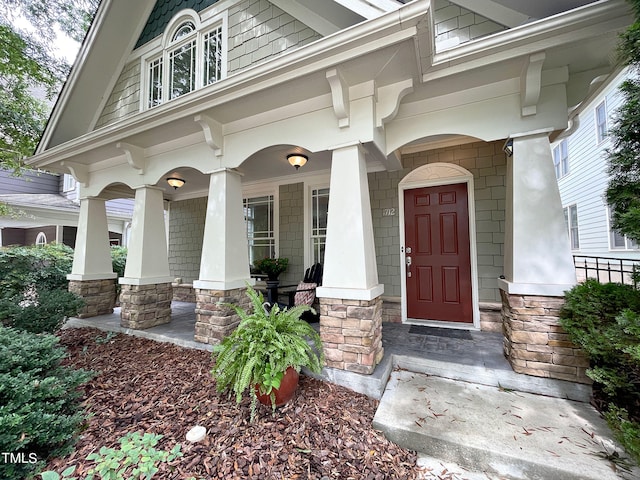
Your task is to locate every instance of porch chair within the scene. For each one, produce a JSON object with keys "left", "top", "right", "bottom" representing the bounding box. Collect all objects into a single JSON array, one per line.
[{"left": 277, "top": 263, "right": 323, "bottom": 322}]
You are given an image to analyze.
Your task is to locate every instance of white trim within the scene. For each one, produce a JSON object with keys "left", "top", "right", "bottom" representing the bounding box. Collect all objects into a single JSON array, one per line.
[
  {"left": 398, "top": 163, "right": 480, "bottom": 329},
  {"left": 497, "top": 278, "right": 572, "bottom": 297},
  {"left": 316, "top": 284, "right": 384, "bottom": 301},
  {"left": 304, "top": 175, "right": 331, "bottom": 268},
  {"left": 119, "top": 275, "right": 175, "bottom": 286},
  {"left": 68, "top": 273, "right": 118, "bottom": 281},
  {"left": 242, "top": 190, "right": 279, "bottom": 260},
  {"left": 193, "top": 278, "right": 255, "bottom": 290}
]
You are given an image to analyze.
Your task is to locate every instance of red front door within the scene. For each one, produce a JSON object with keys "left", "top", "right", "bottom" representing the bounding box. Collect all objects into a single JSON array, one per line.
[{"left": 404, "top": 183, "right": 473, "bottom": 323}]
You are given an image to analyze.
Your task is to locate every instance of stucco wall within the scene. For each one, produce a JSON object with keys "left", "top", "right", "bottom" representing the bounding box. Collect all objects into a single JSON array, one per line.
[
  {"left": 96, "top": 0, "right": 321, "bottom": 128},
  {"left": 168, "top": 197, "right": 206, "bottom": 283},
  {"left": 370, "top": 140, "right": 506, "bottom": 302},
  {"left": 433, "top": 0, "right": 507, "bottom": 51},
  {"left": 278, "top": 182, "right": 304, "bottom": 285}
]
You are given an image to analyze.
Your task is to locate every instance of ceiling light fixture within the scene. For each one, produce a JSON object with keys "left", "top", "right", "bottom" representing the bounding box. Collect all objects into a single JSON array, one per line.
[
  {"left": 287, "top": 153, "right": 308, "bottom": 170},
  {"left": 166, "top": 176, "right": 186, "bottom": 189}
]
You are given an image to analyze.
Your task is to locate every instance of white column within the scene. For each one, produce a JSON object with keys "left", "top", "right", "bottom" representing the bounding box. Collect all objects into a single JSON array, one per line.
[
  {"left": 193, "top": 169, "right": 252, "bottom": 291},
  {"left": 499, "top": 132, "right": 577, "bottom": 296},
  {"left": 55, "top": 225, "right": 64, "bottom": 244},
  {"left": 316, "top": 144, "right": 383, "bottom": 301},
  {"left": 67, "top": 197, "right": 116, "bottom": 281},
  {"left": 120, "top": 186, "right": 172, "bottom": 285}
]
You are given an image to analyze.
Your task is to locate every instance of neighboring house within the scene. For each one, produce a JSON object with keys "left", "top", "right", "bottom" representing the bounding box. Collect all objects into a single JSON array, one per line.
[
  {"left": 554, "top": 68, "right": 640, "bottom": 265},
  {"left": 0, "top": 169, "right": 132, "bottom": 247},
  {"left": 27, "top": 0, "right": 632, "bottom": 384}
]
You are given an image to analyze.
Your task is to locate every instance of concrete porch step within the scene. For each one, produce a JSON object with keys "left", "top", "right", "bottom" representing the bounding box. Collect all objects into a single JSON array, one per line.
[{"left": 373, "top": 370, "right": 638, "bottom": 480}]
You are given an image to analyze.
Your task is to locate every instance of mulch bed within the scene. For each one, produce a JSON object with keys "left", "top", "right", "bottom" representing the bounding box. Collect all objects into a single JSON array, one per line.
[{"left": 46, "top": 327, "right": 422, "bottom": 479}]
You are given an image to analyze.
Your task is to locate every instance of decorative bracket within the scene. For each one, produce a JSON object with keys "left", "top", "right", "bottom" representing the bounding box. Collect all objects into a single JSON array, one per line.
[
  {"left": 326, "top": 68, "right": 350, "bottom": 128},
  {"left": 375, "top": 79, "right": 414, "bottom": 128},
  {"left": 520, "top": 52, "right": 546, "bottom": 117},
  {"left": 116, "top": 142, "right": 145, "bottom": 174},
  {"left": 194, "top": 114, "right": 223, "bottom": 157},
  {"left": 60, "top": 161, "right": 89, "bottom": 187}
]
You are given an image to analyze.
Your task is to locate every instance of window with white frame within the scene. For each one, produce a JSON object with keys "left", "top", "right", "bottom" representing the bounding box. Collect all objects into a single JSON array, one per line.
[
  {"left": 35, "top": 232, "right": 47, "bottom": 247},
  {"left": 63, "top": 174, "right": 77, "bottom": 192},
  {"left": 608, "top": 207, "right": 638, "bottom": 250},
  {"left": 553, "top": 139, "right": 569, "bottom": 179},
  {"left": 244, "top": 195, "right": 275, "bottom": 266},
  {"left": 563, "top": 204, "right": 579, "bottom": 250},
  {"left": 311, "top": 188, "right": 329, "bottom": 265},
  {"left": 596, "top": 101, "right": 608, "bottom": 143},
  {"left": 143, "top": 11, "right": 224, "bottom": 109}
]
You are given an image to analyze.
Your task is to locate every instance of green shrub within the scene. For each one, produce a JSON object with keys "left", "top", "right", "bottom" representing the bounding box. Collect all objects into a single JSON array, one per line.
[
  {"left": 0, "top": 326, "right": 92, "bottom": 479},
  {"left": 0, "top": 289, "right": 85, "bottom": 334},
  {"left": 0, "top": 243, "right": 74, "bottom": 299},
  {"left": 110, "top": 246, "right": 127, "bottom": 279},
  {"left": 559, "top": 279, "right": 640, "bottom": 463}
]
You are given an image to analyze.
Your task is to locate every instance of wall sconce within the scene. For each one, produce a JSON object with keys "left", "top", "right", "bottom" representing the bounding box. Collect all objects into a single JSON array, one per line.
[
  {"left": 166, "top": 176, "right": 186, "bottom": 189},
  {"left": 287, "top": 153, "right": 308, "bottom": 170},
  {"left": 503, "top": 138, "right": 513, "bottom": 157}
]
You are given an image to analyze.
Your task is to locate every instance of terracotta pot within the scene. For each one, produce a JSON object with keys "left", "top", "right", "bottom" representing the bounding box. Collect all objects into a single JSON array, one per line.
[{"left": 255, "top": 366, "right": 299, "bottom": 407}]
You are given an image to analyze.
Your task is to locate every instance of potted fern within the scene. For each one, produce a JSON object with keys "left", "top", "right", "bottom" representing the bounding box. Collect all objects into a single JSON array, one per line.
[{"left": 211, "top": 285, "right": 324, "bottom": 420}]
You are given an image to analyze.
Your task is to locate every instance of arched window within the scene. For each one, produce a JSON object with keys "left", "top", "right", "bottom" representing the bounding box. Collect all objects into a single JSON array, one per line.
[
  {"left": 144, "top": 11, "right": 225, "bottom": 109},
  {"left": 35, "top": 232, "right": 47, "bottom": 247}
]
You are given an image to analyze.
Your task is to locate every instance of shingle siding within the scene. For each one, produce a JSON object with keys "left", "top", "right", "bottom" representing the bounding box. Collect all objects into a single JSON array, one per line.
[
  {"left": 433, "top": 0, "right": 507, "bottom": 51},
  {"left": 371, "top": 140, "right": 506, "bottom": 302},
  {"left": 167, "top": 197, "right": 206, "bottom": 282},
  {"left": 96, "top": 0, "right": 321, "bottom": 128}
]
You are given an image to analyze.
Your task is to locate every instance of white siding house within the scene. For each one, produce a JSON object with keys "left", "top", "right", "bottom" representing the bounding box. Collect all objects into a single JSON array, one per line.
[{"left": 554, "top": 68, "right": 640, "bottom": 263}]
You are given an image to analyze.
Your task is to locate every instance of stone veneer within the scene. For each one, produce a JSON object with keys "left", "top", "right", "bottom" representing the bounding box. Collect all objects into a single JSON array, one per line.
[
  {"left": 172, "top": 283, "right": 196, "bottom": 302},
  {"left": 69, "top": 279, "right": 117, "bottom": 318},
  {"left": 501, "top": 291, "right": 591, "bottom": 384},
  {"left": 120, "top": 283, "right": 172, "bottom": 329},
  {"left": 194, "top": 287, "right": 249, "bottom": 345},
  {"left": 319, "top": 297, "right": 384, "bottom": 374}
]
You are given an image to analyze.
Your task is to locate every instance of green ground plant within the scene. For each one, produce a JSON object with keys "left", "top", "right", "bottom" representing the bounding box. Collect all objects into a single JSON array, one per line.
[
  {"left": 0, "top": 326, "right": 93, "bottom": 479},
  {"left": 39, "top": 432, "right": 183, "bottom": 480},
  {"left": 559, "top": 279, "right": 640, "bottom": 463}
]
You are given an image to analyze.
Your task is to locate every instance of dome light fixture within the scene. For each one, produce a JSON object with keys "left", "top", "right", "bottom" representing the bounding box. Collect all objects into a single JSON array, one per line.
[
  {"left": 287, "top": 153, "right": 308, "bottom": 170},
  {"left": 166, "top": 176, "right": 186, "bottom": 189}
]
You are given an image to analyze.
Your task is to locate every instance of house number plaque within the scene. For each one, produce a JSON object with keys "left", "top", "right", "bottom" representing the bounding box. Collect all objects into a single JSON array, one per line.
[{"left": 382, "top": 208, "right": 396, "bottom": 216}]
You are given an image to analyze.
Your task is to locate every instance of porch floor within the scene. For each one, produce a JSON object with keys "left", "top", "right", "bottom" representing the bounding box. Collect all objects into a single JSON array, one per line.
[{"left": 65, "top": 301, "right": 589, "bottom": 401}]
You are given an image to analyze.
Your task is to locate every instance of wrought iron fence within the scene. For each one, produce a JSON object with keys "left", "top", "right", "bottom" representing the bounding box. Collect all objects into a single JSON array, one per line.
[{"left": 573, "top": 255, "right": 640, "bottom": 286}]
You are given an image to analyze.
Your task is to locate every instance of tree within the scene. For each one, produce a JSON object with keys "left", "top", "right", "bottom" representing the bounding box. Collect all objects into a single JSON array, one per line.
[
  {"left": 606, "top": 0, "right": 640, "bottom": 242},
  {"left": 0, "top": 0, "right": 98, "bottom": 171}
]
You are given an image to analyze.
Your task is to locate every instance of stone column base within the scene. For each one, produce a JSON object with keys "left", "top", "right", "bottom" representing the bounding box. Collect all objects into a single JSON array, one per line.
[
  {"left": 194, "top": 287, "right": 249, "bottom": 345},
  {"left": 172, "top": 283, "right": 196, "bottom": 302},
  {"left": 120, "top": 283, "right": 172, "bottom": 329},
  {"left": 501, "top": 290, "right": 591, "bottom": 384},
  {"left": 68, "top": 279, "right": 116, "bottom": 318},
  {"left": 319, "top": 296, "right": 384, "bottom": 375}
]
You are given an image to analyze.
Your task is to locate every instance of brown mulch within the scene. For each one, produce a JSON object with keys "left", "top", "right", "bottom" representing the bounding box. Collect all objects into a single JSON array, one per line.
[{"left": 46, "top": 327, "right": 421, "bottom": 479}]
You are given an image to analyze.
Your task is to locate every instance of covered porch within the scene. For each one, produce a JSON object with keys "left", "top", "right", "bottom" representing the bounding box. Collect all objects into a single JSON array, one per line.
[{"left": 64, "top": 300, "right": 590, "bottom": 403}]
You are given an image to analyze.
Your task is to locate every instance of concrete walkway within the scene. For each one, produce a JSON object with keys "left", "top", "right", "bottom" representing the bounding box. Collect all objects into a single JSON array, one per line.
[{"left": 64, "top": 303, "right": 639, "bottom": 479}]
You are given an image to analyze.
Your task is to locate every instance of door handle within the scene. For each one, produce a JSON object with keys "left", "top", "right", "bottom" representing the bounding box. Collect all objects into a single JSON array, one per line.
[{"left": 406, "top": 256, "right": 412, "bottom": 266}]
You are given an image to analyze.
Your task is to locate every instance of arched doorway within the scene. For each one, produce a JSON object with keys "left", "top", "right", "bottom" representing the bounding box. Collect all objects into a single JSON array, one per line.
[{"left": 398, "top": 163, "right": 479, "bottom": 328}]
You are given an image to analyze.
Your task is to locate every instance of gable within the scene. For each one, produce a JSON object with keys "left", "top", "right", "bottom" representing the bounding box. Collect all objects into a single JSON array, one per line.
[{"left": 135, "top": 0, "right": 221, "bottom": 49}]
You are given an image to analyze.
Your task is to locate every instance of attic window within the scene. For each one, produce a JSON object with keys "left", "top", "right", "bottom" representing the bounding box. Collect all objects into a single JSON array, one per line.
[
  {"left": 142, "top": 11, "right": 226, "bottom": 109},
  {"left": 172, "top": 21, "right": 195, "bottom": 41}
]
